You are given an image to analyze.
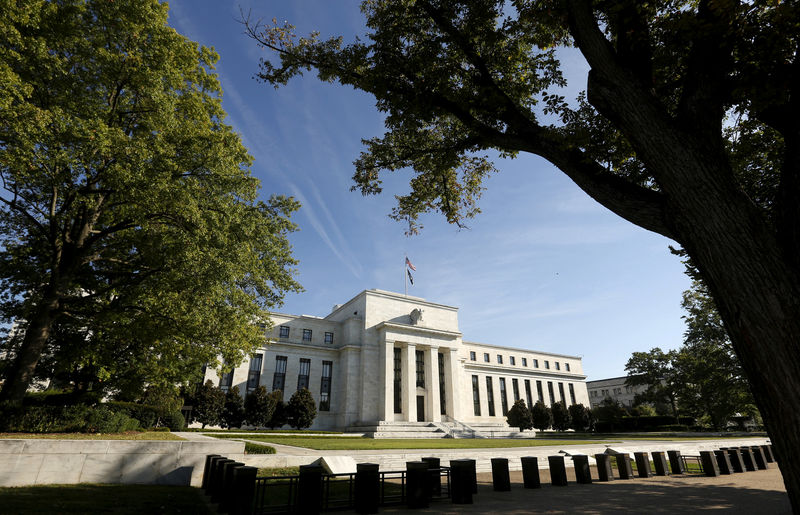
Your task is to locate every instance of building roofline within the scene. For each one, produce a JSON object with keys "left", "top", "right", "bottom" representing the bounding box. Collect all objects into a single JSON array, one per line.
[{"left": 463, "top": 341, "right": 582, "bottom": 361}]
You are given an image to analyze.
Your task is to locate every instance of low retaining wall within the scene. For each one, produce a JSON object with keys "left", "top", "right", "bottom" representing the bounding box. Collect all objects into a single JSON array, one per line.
[{"left": 0, "top": 439, "right": 245, "bottom": 487}]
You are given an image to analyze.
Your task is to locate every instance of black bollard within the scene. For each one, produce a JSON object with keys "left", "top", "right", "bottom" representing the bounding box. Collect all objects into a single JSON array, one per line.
[
  {"left": 521, "top": 457, "right": 541, "bottom": 489},
  {"left": 297, "top": 464, "right": 325, "bottom": 515},
  {"left": 202, "top": 454, "right": 221, "bottom": 492},
  {"left": 221, "top": 461, "right": 244, "bottom": 513},
  {"left": 751, "top": 447, "right": 769, "bottom": 470},
  {"left": 714, "top": 450, "right": 733, "bottom": 475},
  {"left": 667, "top": 450, "right": 684, "bottom": 475},
  {"left": 652, "top": 452, "right": 669, "bottom": 476},
  {"left": 595, "top": 454, "right": 614, "bottom": 482},
  {"left": 421, "top": 457, "right": 441, "bottom": 497},
  {"left": 231, "top": 466, "right": 258, "bottom": 515},
  {"left": 407, "top": 461, "right": 431, "bottom": 509},
  {"left": 450, "top": 460, "right": 473, "bottom": 505},
  {"left": 634, "top": 452, "right": 652, "bottom": 478},
  {"left": 491, "top": 458, "right": 511, "bottom": 491},
  {"left": 573, "top": 455, "right": 592, "bottom": 484},
  {"left": 762, "top": 445, "right": 775, "bottom": 463},
  {"left": 548, "top": 455, "right": 568, "bottom": 486},
  {"left": 740, "top": 448, "right": 756, "bottom": 471},
  {"left": 210, "top": 458, "right": 234, "bottom": 503},
  {"left": 355, "top": 463, "right": 380, "bottom": 515},
  {"left": 726, "top": 449, "right": 744, "bottom": 473},
  {"left": 466, "top": 459, "right": 477, "bottom": 494},
  {"left": 700, "top": 451, "right": 720, "bottom": 477},
  {"left": 615, "top": 453, "right": 633, "bottom": 480}
]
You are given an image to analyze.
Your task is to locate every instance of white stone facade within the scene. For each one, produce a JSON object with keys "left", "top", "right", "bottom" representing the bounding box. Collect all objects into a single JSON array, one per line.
[
  {"left": 204, "top": 289, "right": 590, "bottom": 430},
  {"left": 586, "top": 376, "right": 647, "bottom": 408}
]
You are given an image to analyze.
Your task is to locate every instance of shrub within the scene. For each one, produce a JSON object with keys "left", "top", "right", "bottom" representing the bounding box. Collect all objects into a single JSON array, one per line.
[
  {"left": 161, "top": 411, "right": 186, "bottom": 431},
  {"left": 286, "top": 388, "right": 316, "bottom": 430},
  {"left": 245, "top": 442, "right": 276, "bottom": 454},
  {"left": 222, "top": 386, "right": 246, "bottom": 429},
  {"left": 506, "top": 399, "right": 533, "bottom": 431},
  {"left": 655, "top": 424, "right": 690, "bottom": 432},
  {"left": 267, "top": 391, "right": 287, "bottom": 429},
  {"left": 531, "top": 401, "right": 553, "bottom": 431},
  {"left": 551, "top": 401, "right": 571, "bottom": 431},
  {"left": 106, "top": 401, "right": 160, "bottom": 428},
  {"left": 245, "top": 386, "right": 276, "bottom": 428},
  {"left": 568, "top": 403, "right": 592, "bottom": 431},
  {"left": 192, "top": 380, "right": 225, "bottom": 428},
  {"left": 0, "top": 404, "right": 139, "bottom": 433}
]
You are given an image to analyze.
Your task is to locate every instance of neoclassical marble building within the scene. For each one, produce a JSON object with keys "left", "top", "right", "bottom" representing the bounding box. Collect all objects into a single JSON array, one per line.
[{"left": 204, "top": 289, "right": 590, "bottom": 431}]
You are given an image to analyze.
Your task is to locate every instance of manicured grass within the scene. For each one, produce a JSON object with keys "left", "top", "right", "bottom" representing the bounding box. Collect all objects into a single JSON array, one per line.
[
  {"left": 211, "top": 435, "right": 607, "bottom": 450},
  {"left": 245, "top": 441, "right": 276, "bottom": 454},
  {"left": 542, "top": 432, "right": 767, "bottom": 441},
  {"left": 187, "top": 428, "right": 342, "bottom": 434},
  {"left": 258, "top": 466, "right": 300, "bottom": 477},
  {"left": 0, "top": 484, "right": 212, "bottom": 514},
  {"left": 0, "top": 431, "right": 184, "bottom": 440}
]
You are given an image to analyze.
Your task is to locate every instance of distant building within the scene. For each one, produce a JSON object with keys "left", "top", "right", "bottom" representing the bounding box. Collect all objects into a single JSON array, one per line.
[
  {"left": 586, "top": 376, "right": 647, "bottom": 409},
  {"left": 204, "top": 289, "right": 591, "bottom": 431}
]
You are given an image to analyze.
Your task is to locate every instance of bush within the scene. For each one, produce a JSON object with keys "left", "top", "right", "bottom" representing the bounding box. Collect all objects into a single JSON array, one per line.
[
  {"left": 222, "top": 386, "right": 246, "bottom": 429},
  {"left": 192, "top": 380, "right": 226, "bottom": 428},
  {"left": 551, "top": 401, "right": 571, "bottom": 431},
  {"left": 655, "top": 424, "right": 690, "bottom": 432},
  {"left": 245, "top": 442, "right": 276, "bottom": 454},
  {"left": 506, "top": 399, "right": 533, "bottom": 431},
  {"left": 267, "top": 391, "right": 288, "bottom": 429},
  {"left": 286, "top": 388, "right": 316, "bottom": 429},
  {"left": 106, "top": 401, "right": 160, "bottom": 428},
  {"left": 161, "top": 411, "right": 186, "bottom": 431},
  {"left": 0, "top": 404, "right": 139, "bottom": 433},
  {"left": 245, "top": 386, "right": 276, "bottom": 428},
  {"left": 531, "top": 401, "right": 553, "bottom": 431}
]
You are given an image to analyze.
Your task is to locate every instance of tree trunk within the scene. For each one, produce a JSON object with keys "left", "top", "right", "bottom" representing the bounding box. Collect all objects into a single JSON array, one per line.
[{"left": 0, "top": 293, "right": 60, "bottom": 405}]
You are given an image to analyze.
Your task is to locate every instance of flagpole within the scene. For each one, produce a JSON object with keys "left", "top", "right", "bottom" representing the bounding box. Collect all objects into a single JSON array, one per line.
[{"left": 404, "top": 255, "right": 407, "bottom": 296}]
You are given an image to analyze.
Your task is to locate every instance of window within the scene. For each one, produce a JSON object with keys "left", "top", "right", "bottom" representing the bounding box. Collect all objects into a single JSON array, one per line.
[
  {"left": 324, "top": 332, "right": 334, "bottom": 344},
  {"left": 486, "top": 377, "right": 496, "bottom": 416},
  {"left": 415, "top": 350, "right": 425, "bottom": 388},
  {"left": 279, "top": 326, "right": 290, "bottom": 338},
  {"left": 219, "top": 367, "right": 234, "bottom": 390},
  {"left": 247, "top": 354, "right": 263, "bottom": 391},
  {"left": 470, "top": 351, "right": 476, "bottom": 361},
  {"left": 484, "top": 353, "right": 490, "bottom": 362},
  {"left": 555, "top": 362, "right": 560, "bottom": 370},
  {"left": 533, "top": 359, "right": 539, "bottom": 368},
  {"left": 558, "top": 382, "right": 566, "bottom": 403},
  {"left": 472, "top": 375, "right": 481, "bottom": 416},
  {"left": 393, "top": 348, "right": 402, "bottom": 414},
  {"left": 521, "top": 357, "right": 527, "bottom": 367},
  {"left": 320, "top": 361, "right": 332, "bottom": 411},
  {"left": 547, "top": 381, "right": 556, "bottom": 405},
  {"left": 497, "top": 354, "right": 503, "bottom": 364},
  {"left": 536, "top": 380, "right": 544, "bottom": 403},
  {"left": 438, "top": 353, "right": 447, "bottom": 415},
  {"left": 302, "top": 329, "right": 312, "bottom": 342},
  {"left": 525, "top": 379, "right": 533, "bottom": 409},
  {"left": 272, "top": 356, "right": 287, "bottom": 393},
  {"left": 565, "top": 363, "right": 571, "bottom": 372},
  {"left": 499, "top": 378, "right": 509, "bottom": 415},
  {"left": 510, "top": 356, "right": 516, "bottom": 366},
  {"left": 569, "top": 383, "right": 576, "bottom": 405},
  {"left": 544, "top": 360, "right": 550, "bottom": 370},
  {"left": 512, "top": 378, "right": 520, "bottom": 402},
  {"left": 297, "top": 358, "right": 311, "bottom": 391}
]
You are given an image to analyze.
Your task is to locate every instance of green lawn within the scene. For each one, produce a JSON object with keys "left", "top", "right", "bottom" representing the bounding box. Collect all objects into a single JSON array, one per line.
[
  {"left": 0, "top": 431, "right": 184, "bottom": 440},
  {"left": 211, "top": 434, "right": 608, "bottom": 450},
  {"left": 0, "top": 484, "right": 211, "bottom": 514}
]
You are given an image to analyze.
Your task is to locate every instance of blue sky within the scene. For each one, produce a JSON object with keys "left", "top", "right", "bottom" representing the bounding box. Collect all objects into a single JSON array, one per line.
[{"left": 167, "top": 0, "right": 691, "bottom": 380}]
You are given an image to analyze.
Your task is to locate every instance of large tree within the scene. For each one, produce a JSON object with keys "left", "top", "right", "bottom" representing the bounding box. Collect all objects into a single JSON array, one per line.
[
  {"left": 0, "top": 0, "right": 301, "bottom": 402},
  {"left": 245, "top": 1, "right": 800, "bottom": 505},
  {"left": 624, "top": 347, "right": 679, "bottom": 420}
]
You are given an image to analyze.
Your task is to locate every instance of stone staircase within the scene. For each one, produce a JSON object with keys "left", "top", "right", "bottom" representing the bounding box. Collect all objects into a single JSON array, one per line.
[{"left": 345, "top": 421, "right": 449, "bottom": 439}]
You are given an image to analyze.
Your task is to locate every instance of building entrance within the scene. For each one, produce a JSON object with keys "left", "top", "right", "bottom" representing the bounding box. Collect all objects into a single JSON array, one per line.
[{"left": 416, "top": 395, "right": 425, "bottom": 422}]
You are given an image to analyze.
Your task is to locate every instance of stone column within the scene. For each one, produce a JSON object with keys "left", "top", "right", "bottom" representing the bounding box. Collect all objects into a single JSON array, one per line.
[
  {"left": 447, "top": 348, "right": 462, "bottom": 420},
  {"left": 426, "top": 347, "right": 441, "bottom": 422},
  {"left": 402, "top": 343, "right": 417, "bottom": 422},
  {"left": 380, "top": 340, "right": 395, "bottom": 421}
]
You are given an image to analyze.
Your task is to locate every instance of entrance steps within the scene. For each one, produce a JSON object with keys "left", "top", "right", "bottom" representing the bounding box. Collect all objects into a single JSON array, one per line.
[{"left": 345, "top": 421, "right": 448, "bottom": 439}]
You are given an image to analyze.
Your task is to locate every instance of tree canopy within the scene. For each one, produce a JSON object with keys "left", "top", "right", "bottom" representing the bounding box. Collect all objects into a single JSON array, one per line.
[
  {"left": 245, "top": 1, "right": 800, "bottom": 506},
  {"left": 0, "top": 0, "right": 301, "bottom": 402}
]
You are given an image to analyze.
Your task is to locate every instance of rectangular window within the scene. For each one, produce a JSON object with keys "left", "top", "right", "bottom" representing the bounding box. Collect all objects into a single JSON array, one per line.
[
  {"left": 415, "top": 349, "right": 425, "bottom": 388},
  {"left": 497, "top": 354, "right": 503, "bottom": 364},
  {"left": 555, "top": 362, "right": 560, "bottom": 371},
  {"left": 533, "top": 359, "right": 539, "bottom": 368},
  {"left": 438, "top": 353, "right": 446, "bottom": 415},
  {"left": 324, "top": 332, "right": 334, "bottom": 344},
  {"left": 302, "top": 329, "right": 312, "bottom": 342},
  {"left": 569, "top": 383, "right": 576, "bottom": 405},
  {"left": 472, "top": 375, "right": 481, "bottom": 416},
  {"left": 484, "top": 353, "right": 490, "bottom": 362},
  {"left": 279, "top": 326, "right": 290, "bottom": 338},
  {"left": 558, "top": 382, "right": 566, "bottom": 403},
  {"left": 521, "top": 357, "right": 527, "bottom": 367},
  {"left": 469, "top": 351, "right": 476, "bottom": 361},
  {"left": 544, "top": 360, "right": 550, "bottom": 370},
  {"left": 320, "top": 361, "right": 332, "bottom": 411},
  {"left": 247, "top": 354, "right": 263, "bottom": 391},
  {"left": 565, "top": 363, "right": 571, "bottom": 372},
  {"left": 536, "top": 380, "right": 544, "bottom": 403},
  {"left": 219, "top": 367, "right": 234, "bottom": 390},
  {"left": 512, "top": 378, "right": 520, "bottom": 402},
  {"left": 273, "top": 356, "right": 287, "bottom": 393},
  {"left": 547, "top": 381, "right": 556, "bottom": 405},
  {"left": 525, "top": 379, "right": 533, "bottom": 409},
  {"left": 393, "top": 348, "right": 402, "bottom": 414},
  {"left": 297, "top": 358, "right": 311, "bottom": 391},
  {"left": 510, "top": 356, "right": 516, "bottom": 366},
  {"left": 486, "top": 376, "right": 496, "bottom": 416},
  {"left": 499, "top": 378, "right": 509, "bottom": 415}
]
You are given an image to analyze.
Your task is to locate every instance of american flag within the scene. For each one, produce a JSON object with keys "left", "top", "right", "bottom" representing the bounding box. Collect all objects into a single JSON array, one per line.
[{"left": 405, "top": 256, "right": 416, "bottom": 271}]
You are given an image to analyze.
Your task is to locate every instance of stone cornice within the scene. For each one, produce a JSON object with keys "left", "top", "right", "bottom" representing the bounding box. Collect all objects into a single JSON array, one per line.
[
  {"left": 463, "top": 362, "right": 587, "bottom": 380},
  {"left": 377, "top": 321, "right": 462, "bottom": 340}
]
